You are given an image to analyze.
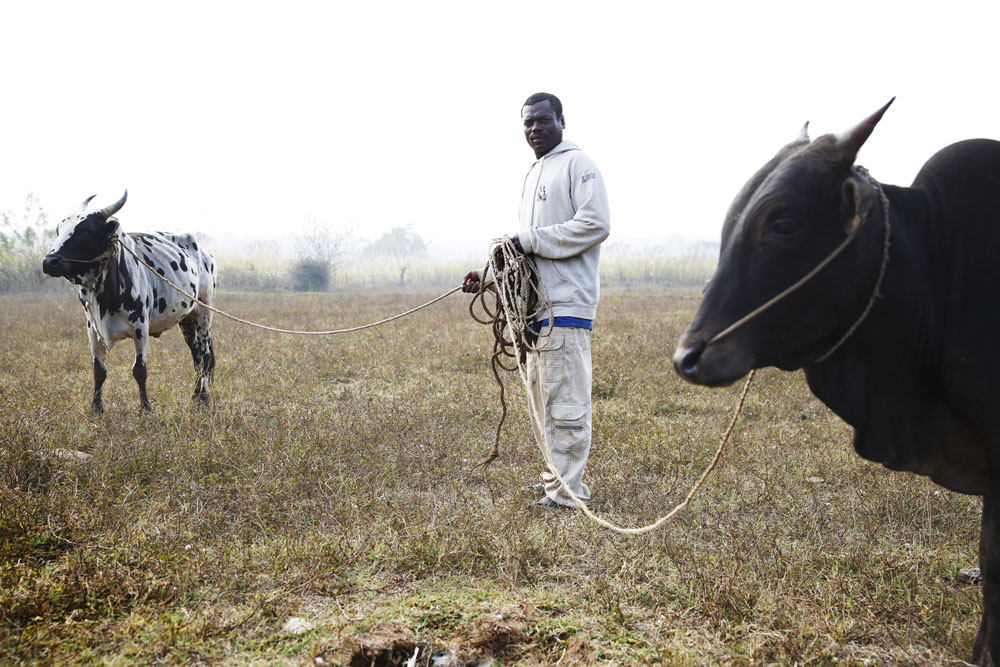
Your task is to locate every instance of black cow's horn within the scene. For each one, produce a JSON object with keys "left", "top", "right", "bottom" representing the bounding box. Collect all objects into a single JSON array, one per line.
[
  {"left": 81, "top": 195, "right": 97, "bottom": 209},
  {"left": 796, "top": 121, "right": 810, "bottom": 143},
  {"left": 98, "top": 190, "right": 128, "bottom": 219},
  {"left": 836, "top": 98, "right": 896, "bottom": 153}
]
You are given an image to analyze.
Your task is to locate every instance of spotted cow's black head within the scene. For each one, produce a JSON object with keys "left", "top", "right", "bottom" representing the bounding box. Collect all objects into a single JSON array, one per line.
[
  {"left": 42, "top": 191, "right": 128, "bottom": 284},
  {"left": 673, "top": 100, "right": 895, "bottom": 386}
]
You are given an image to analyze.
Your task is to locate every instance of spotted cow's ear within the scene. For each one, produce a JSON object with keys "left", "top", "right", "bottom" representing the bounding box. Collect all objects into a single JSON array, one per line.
[
  {"left": 105, "top": 218, "right": 121, "bottom": 236},
  {"left": 840, "top": 175, "right": 878, "bottom": 236}
]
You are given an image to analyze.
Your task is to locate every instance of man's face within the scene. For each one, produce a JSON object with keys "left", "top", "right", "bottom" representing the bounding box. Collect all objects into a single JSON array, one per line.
[{"left": 522, "top": 100, "right": 564, "bottom": 158}]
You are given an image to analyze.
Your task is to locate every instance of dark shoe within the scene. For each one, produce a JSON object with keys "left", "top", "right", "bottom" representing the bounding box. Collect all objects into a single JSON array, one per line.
[{"left": 535, "top": 497, "right": 571, "bottom": 510}]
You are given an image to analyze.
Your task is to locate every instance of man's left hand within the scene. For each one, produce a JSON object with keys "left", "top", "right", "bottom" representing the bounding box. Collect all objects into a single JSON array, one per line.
[{"left": 462, "top": 269, "right": 482, "bottom": 294}]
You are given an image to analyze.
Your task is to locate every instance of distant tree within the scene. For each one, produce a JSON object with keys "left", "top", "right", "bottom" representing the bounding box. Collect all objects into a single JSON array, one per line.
[
  {"left": 363, "top": 226, "right": 427, "bottom": 287},
  {"left": 0, "top": 194, "right": 55, "bottom": 292},
  {"left": 290, "top": 218, "right": 356, "bottom": 291},
  {"left": 290, "top": 258, "right": 330, "bottom": 292}
]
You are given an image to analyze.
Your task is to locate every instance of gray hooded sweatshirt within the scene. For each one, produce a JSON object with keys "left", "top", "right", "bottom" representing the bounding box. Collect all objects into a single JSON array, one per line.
[{"left": 517, "top": 140, "right": 611, "bottom": 322}]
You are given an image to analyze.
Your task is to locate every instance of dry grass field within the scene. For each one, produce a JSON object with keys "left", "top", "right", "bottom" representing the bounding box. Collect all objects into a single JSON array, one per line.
[{"left": 0, "top": 290, "right": 984, "bottom": 665}]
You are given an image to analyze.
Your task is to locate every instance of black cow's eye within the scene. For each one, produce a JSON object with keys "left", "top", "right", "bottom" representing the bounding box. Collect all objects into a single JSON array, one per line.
[{"left": 764, "top": 219, "right": 799, "bottom": 240}]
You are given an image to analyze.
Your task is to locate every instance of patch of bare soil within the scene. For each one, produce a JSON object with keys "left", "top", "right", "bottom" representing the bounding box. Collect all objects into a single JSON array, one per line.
[
  {"left": 446, "top": 614, "right": 527, "bottom": 664},
  {"left": 342, "top": 610, "right": 595, "bottom": 666},
  {"left": 347, "top": 624, "right": 417, "bottom": 667},
  {"left": 560, "top": 636, "right": 595, "bottom": 665}
]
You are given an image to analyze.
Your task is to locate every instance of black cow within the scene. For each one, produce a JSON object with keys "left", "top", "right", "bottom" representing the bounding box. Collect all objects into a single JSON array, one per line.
[
  {"left": 43, "top": 191, "right": 217, "bottom": 412},
  {"left": 673, "top": 101, "right": 1000, "bottom": 663}
]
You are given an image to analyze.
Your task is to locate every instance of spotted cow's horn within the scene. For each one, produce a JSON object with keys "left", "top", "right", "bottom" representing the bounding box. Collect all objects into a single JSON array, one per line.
[
  {"left": 836, "top": 98, "right": 895, "bottom": 154},
  {"left": 98, "top": 190, "right": 128, "bottom": 219},
  {"left": 81, "top": 195, "right": 97, "bottom": 209}
]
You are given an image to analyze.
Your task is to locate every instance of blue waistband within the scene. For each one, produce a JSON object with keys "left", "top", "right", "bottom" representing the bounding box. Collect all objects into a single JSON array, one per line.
[{"left": 531, "top": 317, "right": 593, "bottom": 332}]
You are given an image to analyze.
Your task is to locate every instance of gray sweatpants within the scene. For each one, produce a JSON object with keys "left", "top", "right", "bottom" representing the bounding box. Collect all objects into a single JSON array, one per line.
[{"left": 526, "top": 326, "right": 593, "bottom": 506}]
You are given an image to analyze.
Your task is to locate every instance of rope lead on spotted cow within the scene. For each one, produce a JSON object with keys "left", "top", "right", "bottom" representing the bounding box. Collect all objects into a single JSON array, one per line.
[{"left": 117, "top": 238, "right": 463, "bottom": 335}]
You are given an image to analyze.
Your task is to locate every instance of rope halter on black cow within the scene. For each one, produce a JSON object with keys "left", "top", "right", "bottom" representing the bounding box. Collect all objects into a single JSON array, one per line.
[{"left": 708, "top": 165, "right": 892, "bottom": 363}]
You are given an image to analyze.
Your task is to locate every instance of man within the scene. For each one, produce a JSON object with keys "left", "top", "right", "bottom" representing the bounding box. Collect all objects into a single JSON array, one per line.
[{"left": 462, "top": 92, "right": 611, "bottom": 509}]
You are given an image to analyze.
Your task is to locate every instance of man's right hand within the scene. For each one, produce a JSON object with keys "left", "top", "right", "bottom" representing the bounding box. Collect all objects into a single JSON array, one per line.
[
  {"left": 462, "top": 270, "right": 481, "bottom": 294},
  {"left": 511, "top": 234, "right": 524, "bottom": 254}
]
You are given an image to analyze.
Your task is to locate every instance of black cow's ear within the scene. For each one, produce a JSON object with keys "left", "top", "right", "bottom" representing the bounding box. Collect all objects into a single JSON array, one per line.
[
  {"left": 840, "top": 176, "right": 878, "bottom": 235},
  {"left": 105, "top": 218, "right": 120, "bottom": 236}
]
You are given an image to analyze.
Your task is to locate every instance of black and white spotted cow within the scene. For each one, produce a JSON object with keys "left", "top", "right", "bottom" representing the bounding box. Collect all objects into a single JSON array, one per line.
[{"left": 42, "top": 191, "right": 217, "bottom": 412}]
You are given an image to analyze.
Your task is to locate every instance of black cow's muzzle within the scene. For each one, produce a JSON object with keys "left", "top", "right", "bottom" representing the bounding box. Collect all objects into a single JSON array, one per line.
[
  {"left": 673, "top": 339, "right": 706, "bottom": 382},
  {"left": 672, "top": 328, "right": 755, "bottom": 388}
]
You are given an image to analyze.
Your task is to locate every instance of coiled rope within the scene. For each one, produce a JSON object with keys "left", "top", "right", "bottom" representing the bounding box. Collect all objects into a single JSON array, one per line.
[
  {"left": 472, "top": 236, "right": 757, "bottom": 535},
  {"left": 467, "top": 240, "right": 553, "bottom": 469}
]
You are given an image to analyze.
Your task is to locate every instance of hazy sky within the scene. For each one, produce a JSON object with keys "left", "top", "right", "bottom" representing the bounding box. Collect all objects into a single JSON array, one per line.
[{"left": 2, "top": 1, "right": 998, "bottom": 251}]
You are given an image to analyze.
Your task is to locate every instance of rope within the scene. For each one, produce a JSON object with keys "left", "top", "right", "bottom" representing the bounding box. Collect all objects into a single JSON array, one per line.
[
  {"left": 116, "top": 239, "right": 462, "bottom": 335},
  {"left": 709, "top": 166, "right": 891, "bottom": 363},
  {"left": 814, "top": 167, "right": 892, "bottom": 362},
  {"left": 474, "top": 236, "right": 756, "bottom": 535},
  {"left": 468, "top": 240, "right": 553, "bottom": 469}
]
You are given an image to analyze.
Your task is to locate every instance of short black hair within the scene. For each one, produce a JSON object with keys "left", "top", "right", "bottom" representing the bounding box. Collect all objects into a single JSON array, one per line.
[{"left": 523, "top": 92, "right": 563, "bottom": 117}]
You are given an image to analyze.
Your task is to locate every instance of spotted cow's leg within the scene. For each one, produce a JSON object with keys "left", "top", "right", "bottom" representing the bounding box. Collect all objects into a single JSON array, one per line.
[
  {"left": 87, "top": 324, "right": 108, "bottom": 413},
  {"left": 180, "top": 310, "right": 213, "bottom": 406},
  {"left": 92, "top": 347, "right": 107, "bottom": 413},
  {"left": 132, "top": 326, "right": 151, "bottom": 411}
]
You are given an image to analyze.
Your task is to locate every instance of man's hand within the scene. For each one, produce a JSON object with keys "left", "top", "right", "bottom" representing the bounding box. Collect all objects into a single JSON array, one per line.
[
  {"left": 462, "top": 269, "right": 481, "bottom": 294},
  {"left": 511, "top": 234, "right": 524, "bottom": 254}
]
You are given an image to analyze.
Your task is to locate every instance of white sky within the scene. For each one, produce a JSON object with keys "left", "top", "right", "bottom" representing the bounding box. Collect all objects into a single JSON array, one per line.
[{"left": 2, "top": 1, "right": 998, "bottom": 251}]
